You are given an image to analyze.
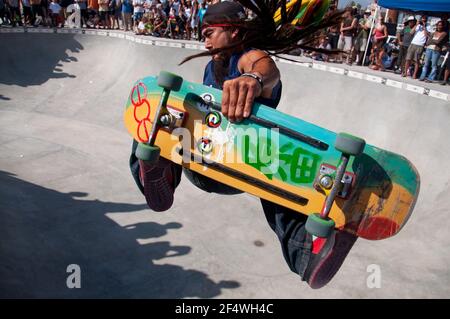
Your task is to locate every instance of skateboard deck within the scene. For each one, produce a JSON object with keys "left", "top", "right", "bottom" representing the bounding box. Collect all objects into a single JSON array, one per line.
[{"left": 124, "top": 73, "right": 420, "bottom": 240}]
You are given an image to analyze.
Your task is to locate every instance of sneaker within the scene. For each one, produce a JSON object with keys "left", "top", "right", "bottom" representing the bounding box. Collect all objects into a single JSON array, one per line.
[
  {"left": 303, "top": 230, "right": 357, "bottom": 289},
  {"left": 440, "top": 81, "right": 447, "bottom": 86},
  {"left": 139, "top": 158, "right": 177, "bottom": 212}
]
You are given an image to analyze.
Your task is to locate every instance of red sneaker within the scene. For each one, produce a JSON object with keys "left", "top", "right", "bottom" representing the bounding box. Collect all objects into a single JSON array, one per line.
[
  {"left": 139, "top": 158, "right": 177, "bottom": 212},
  {"left": 303, "top": 230, "right": 357, "bottom": 289}
]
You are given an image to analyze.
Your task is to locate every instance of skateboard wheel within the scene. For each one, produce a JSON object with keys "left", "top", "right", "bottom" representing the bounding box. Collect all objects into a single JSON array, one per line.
[
  {"left": 335, "top": 133, "right": 366, "bottom": 156},
  {"left": 306, "top": 213, "right": 335, "bottom": 238},
  {"left": 157, "top": 71, "right": 183, "bottom": 92},
  {"left": 136, "top": 143, "right": 161, "bottom": 163}
]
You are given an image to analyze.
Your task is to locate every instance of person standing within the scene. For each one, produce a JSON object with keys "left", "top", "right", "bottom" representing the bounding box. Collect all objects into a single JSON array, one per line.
[
  {"left": 395, "top": 16, "right": 416, "bottom": 75},
  {"left": 419, "top": 20, "right": 448, "bottom": 82},
  {"left": 404, "top": 15, "right": 430, "bottom": 79},
  {"left": 352, "top": 9, "right": 371, "bottom": 65},
  {"left": 7, "top": 0, "right": 22, "bottom": 26},
  {"left": 120, "top": 0, "right": 132, "bottom": 31},
  {"left": 337, "top": 7, "right": 357, "bottom": 64}
]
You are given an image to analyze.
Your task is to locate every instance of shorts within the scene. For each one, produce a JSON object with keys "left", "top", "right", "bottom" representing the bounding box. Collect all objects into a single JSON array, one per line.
[
  {"left": 338, "top": 35, "right": 353, "bottom": 52},
  {"left": 133, "top": 12, "right": 143, "bottom": 21},
  {"left": 354, "top": 37, "right": 367, "bottom": 52},
  {"left": 406, "top": 44, "right": 424, "bottom": 63},
  {"left": 99, "top": 10, "right": 108, "bottom": 21}
]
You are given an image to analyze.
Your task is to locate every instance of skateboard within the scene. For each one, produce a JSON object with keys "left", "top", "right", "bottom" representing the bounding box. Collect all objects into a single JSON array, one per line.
[{"left": 124, "top": 71, "right": 420, "bottom": 240}]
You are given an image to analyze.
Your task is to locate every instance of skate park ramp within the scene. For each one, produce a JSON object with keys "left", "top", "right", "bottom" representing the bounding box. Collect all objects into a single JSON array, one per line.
[{"left": 1, "top": 30, "right": 449, "bottom": 299}]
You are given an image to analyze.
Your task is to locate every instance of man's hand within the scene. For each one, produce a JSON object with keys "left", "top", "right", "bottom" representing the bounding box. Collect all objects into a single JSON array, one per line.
[{"left": 221, "top": 76, "right": 262, "bottom": 123}]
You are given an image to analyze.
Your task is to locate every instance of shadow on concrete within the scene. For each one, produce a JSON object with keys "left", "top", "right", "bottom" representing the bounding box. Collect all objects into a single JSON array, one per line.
[
  {"left": 0, "top": 170, "right": 240, "bottom": 298},
  {"left": 0, "top": 33, "right": 79, "bottom": 87}
]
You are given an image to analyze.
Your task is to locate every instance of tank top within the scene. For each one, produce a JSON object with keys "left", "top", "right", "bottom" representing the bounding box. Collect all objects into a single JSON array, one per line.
[
  {"left": 373, "top": 24, "right": 385, "bottom": 40},
  {"left": 203, "top": 49, "right": 282, "bottom": 109},
  {"left": 342, "top": 17, "right": 354, "bottom": 37}
]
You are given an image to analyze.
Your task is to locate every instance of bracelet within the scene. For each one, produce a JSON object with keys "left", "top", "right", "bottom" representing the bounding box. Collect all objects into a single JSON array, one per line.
[{"left": 241, "top": 73, "right": 264, "bottom": 89}]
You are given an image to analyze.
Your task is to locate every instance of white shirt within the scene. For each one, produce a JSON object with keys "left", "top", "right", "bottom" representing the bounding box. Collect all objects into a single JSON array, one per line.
[
  {"left": 411, "top": 24, "right": 432, "bottom": 46},
  {"left": 133, "top": 0, "right": 145, "bottom": 13}
]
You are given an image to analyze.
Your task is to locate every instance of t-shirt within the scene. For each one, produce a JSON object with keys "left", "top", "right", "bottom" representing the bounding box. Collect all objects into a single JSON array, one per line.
[
  {"left": 398, "top": 26, "right": 414, "bottom": 47},
  {"left": 8, "top": 0, "right": 19, "bottom": 7},
  {"left": 49, "top": 2, "right": 61, "bottom": 13},
  {"left": 121, "top": 0, "right": 132, "bottom": 13},
  {"left": 133, "top": 0, "right": 145, "bottom": 13},
  {"left": 171, "top": 0, "right": 180, "bottom": 16},
  {"left": 411, "top": 24, "right": 432, "bottom": 46},
  {"left": 197, "top": 7, "right": 206, "bottom": 24},
  {"left": 22, "top": 0, "right": 31, "bottom": 7},
  {"left": 87, "top": 0, "right": 98, "bottom": 10}
]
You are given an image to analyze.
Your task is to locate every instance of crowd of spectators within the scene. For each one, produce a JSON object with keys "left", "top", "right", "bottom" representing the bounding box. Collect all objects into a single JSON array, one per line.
[
  {"left": 303, "top": 5, "right": 450, "bottom": 85},
  {"left": 0, "top": 0, "right": 216, "bottom": 38},
  {"left": 1, "top": 0, "right": 449, "bottom": 84}
]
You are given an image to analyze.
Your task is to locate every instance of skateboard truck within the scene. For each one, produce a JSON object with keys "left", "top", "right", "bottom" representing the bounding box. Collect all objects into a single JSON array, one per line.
[
  {"left": 314, "top": 164, "right": 356, "bottom": 199},
  {"left": 135, "top": 71, "right": 183, "bottom": 163},
  {"left": 306, "top": 133, "right": 365, "bottom": 238}
]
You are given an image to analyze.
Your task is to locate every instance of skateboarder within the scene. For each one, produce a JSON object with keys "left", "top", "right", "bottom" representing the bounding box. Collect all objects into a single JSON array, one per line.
[{"left": 130, "top": 1, "right": 356, "bottom": 289}]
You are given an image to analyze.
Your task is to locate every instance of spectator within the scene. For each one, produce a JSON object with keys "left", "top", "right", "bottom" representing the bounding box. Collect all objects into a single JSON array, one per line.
[
  {"left": 120, "top": 0, "right": 132, "bottom": 31},
  {"left": 163, "top": 6, "right": 178, "bottom": 38},
  {"left": 404, "top": 15, "right": 431, "bottom": 79},
  {"left": 369, "top": 16, "right": 388, "bottom": 70},
  {"left": 75, "top": 0, "right": 88, "bottom": 27},
  {"left": 133, "top": 0, "right": 145, "bottom": 29},
  {"left": 352, "top": 9, "right": 371, "bottom": 65},
  {"left": 151, "top": 11, "right": 166, "bottom": 36},
  {"left": 97, "top": 0, "right": 109, "bottom": 28},
  {"left": 48, "top": 0, "right": 62, "bottom": 27},
  {"left": 87, "top": 0, "right": 99, "bottom": 27},
  {"left": 30, "top": 0, "right": 43, "bottom": 26},
  {"left": 395, "top": 16, "right": 416, "bottom": 75},
  {"left": 41, "top": 0, "right": 50, "bottom": 25},
  {"left": 135, "top": 15, "right": 149, "bottom": 34},
  {"left": 196, "top": 0, "right": 206, "bottom": 41},
  {"left": 108, "top": 0, "right": 120, "bottom": 29},
  {"left": 0, "top": 0, "right": 9, "bottom": 25},
  {"left": 190, "top": 0, "right": 198, "bottom": 39},
  {"left": 22, "top": 0, "right": 33, "bottom": 26},
  {"left": 7, "top": 0, "right": 23, "bottom": 26},
  {"left": 311, "top": 36, "right": 332, "bottom": 62},
  {"left": 337, "top": 7, "right": 357, "bottom": 64},
  {"left": 419, "top": 20, "right": 448, "bottom": 82},
  {"left": 183, "top": 0, "right": 193, "bottom": 40}
]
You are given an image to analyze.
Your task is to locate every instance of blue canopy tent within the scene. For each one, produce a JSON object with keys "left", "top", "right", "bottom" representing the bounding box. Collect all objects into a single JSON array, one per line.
[{"left": 378, "top": 0, "right": 450, "bottom": 13}]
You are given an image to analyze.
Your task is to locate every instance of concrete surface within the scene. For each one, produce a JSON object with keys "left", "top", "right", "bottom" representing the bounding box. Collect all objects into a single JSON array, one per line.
[{"left": 1, "top": 30, "right": 449, "bottom": 299}]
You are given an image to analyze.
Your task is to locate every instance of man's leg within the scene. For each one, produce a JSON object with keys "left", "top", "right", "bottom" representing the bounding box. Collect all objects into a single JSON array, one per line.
[
  {"left": 260, "top": 199, "right": 357, "bottom": 289},
  {"left": 419, "top": 48, "right": 431, "bottom": 80},
  {"left": 428, "top": 50, "right": 440, "bottom": 81},
  {"left": 130, "top": 140, "right": 182, "bottom": 212}
]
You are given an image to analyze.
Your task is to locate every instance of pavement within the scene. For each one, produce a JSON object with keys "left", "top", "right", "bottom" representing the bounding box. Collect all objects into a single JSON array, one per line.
[{"left": 1, "top": 29, "right": 450, "bottom": 299}]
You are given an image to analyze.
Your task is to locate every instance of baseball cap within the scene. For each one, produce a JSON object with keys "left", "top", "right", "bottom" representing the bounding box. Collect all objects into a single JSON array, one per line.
[
  {"left": 202, "top": 1, "right": 247, "bottom": 27},
  {"left": 406, "top": 16, "right": 416, "bottom": 22}
]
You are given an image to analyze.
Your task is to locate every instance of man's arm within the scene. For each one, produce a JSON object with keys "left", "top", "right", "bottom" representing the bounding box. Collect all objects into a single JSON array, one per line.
[{"left": 221, "top": 50, "right": 280, "bottom": 122}]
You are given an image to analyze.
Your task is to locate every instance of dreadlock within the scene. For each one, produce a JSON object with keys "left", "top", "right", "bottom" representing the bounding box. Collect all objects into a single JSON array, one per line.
[{"left": 179, "top": 0, "right": 345, "bottom": 65}]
